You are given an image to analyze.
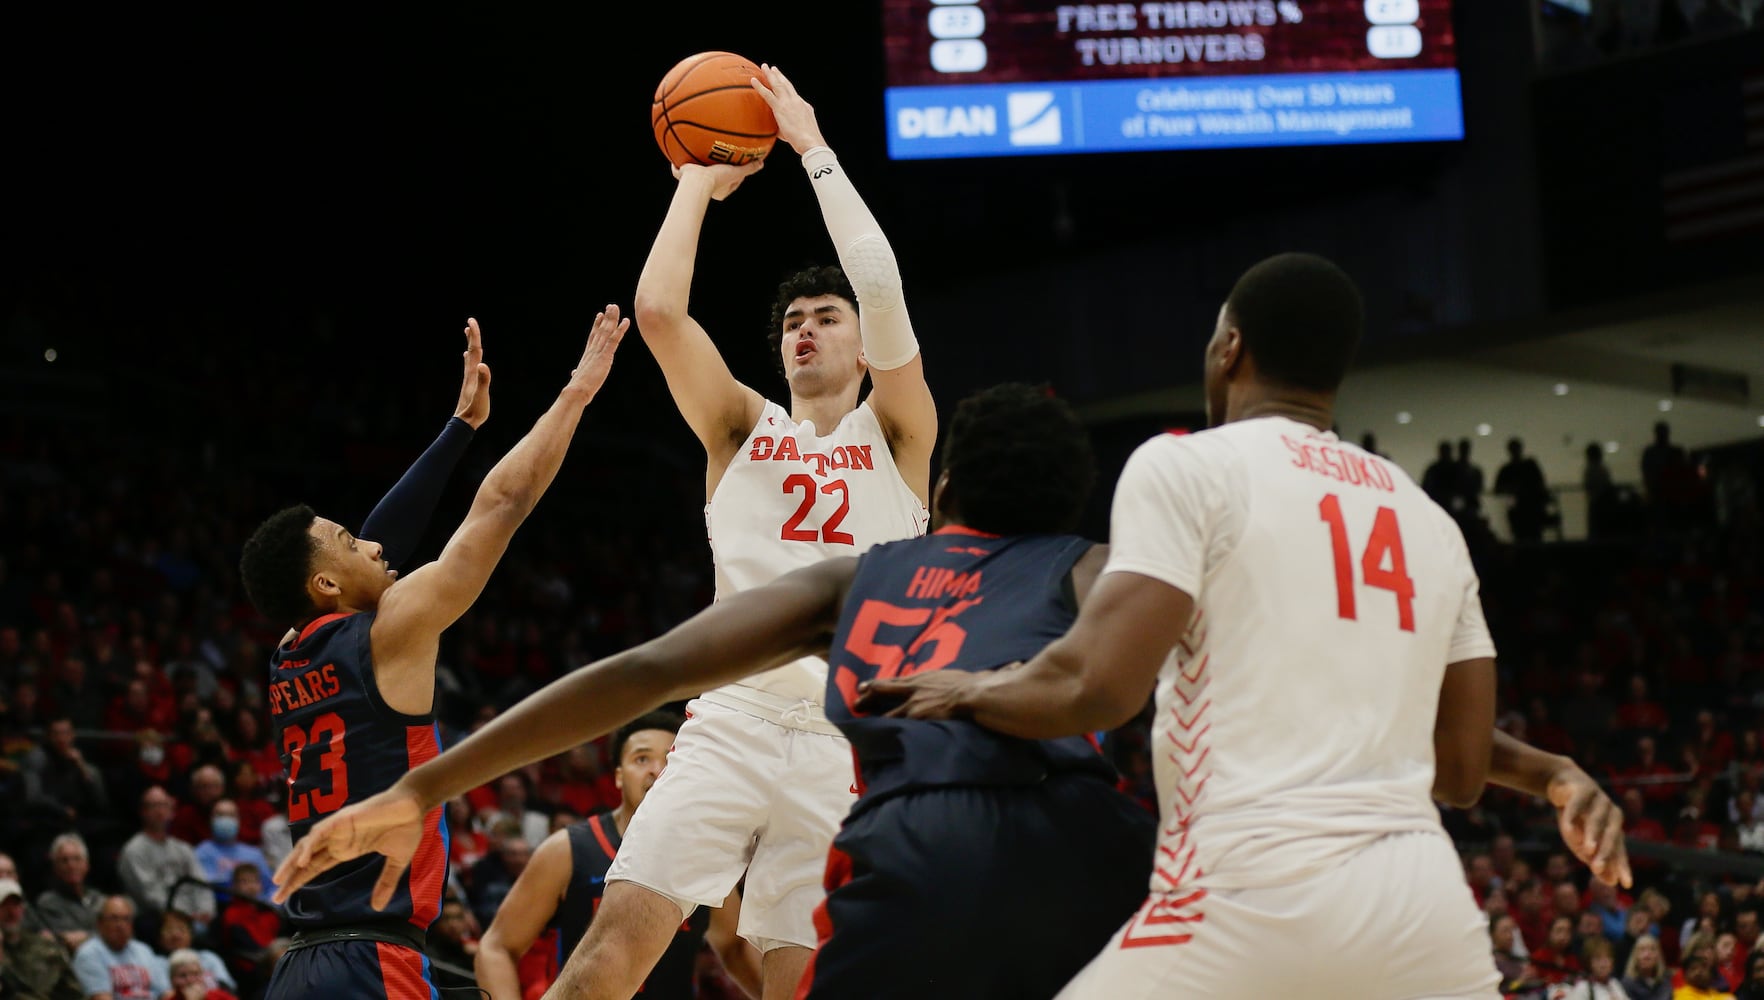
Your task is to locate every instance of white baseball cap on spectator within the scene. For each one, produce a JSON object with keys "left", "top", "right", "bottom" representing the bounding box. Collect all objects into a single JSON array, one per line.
[{"left": 0, "top": 878, "right": 22, "bottom": 903}]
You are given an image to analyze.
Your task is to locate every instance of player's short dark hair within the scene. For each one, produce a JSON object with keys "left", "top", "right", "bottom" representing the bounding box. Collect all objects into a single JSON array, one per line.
[
  {"left": 1224, "top": 253, "right": 1363, "bottom": 393},
  {"left": 941, "top": 383, "right": 1095, "bottom": 536},
  {"left": 239, "top": 505, "right": 320, "bottom": 627},
  {"left": 768, "top": 265, "right": 859, "bottom": 377},
  {"left": 612, "top": 711, "right": 683, "bottom": 764}
]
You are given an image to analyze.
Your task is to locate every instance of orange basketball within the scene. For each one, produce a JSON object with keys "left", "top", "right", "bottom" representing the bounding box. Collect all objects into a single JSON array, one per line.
[{"left": 652, "top": 52, "right": 778, "bottom": 168}]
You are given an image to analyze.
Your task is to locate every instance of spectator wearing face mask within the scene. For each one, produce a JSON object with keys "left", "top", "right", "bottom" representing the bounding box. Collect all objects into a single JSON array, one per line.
[{"left": 191, "top": 802, "right": 272, "bottom": 900}]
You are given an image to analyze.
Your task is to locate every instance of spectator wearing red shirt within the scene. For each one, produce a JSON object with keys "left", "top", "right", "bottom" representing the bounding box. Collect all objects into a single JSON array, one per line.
[
  {"left": 1623, "top": 736, "right": 1683, "bottom": 807},
  {"left": 1526, "top": 697, "right": 1577, "bottom": 755},
  {"left": 552, "top": 744, "right": 618, "bottom": 816},
  {"left": 169, "top": 765, "right": 224, "bottom": 845},
  {"left": 1515, "top": 880, "right": 1555, "bottom": 951},
  {"left": 228, "top": 710, "right": 279, "bottom": 788},
  {"left": 105, "top": 679, "right": 177, "bottom": 738},
  {"left": 1616, "top": 675, "right": 1669, "bottom": 733},
  {"left": 1694, "top": 710, "right": 1737, "bottom": 773},
  {"left": 1465, "top": 853, "right": 1498, "bottom": 907},
  {"left": 1553, "top": 882, "right": 1584, "bottom": 929},
  {"left": 225, "top": 761, "right": 275, "bottom": 846},
  {"left": 1626, "top": 790, "right": 1668, "bottom": 843},
  {"left": 446, "top": 798, "right": 489, "bottom": 873},
  {"left": 1678, "top": 789, "right": 1725, "bottom": 851},
  {"left": 1668, "top": 633, "right": 1712, "bottom": 689},
  {"left": 1719, "top": 933, "right": 1748, "bottom": 994},
  {"left": 1491, "top": 833, "right": 1518, "bottom": 882},
  {"left": 218, "top": 866, "right": 280, "bottom": 955},
  {"left": 1532, "top": 915, "right": 1584, "bottom": 984}
]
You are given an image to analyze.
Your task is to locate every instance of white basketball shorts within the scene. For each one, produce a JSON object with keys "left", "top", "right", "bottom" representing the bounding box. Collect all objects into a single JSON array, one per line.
[
  {"left": 606, "top": 695, "right": 857, "bottom": 953},
  {"left": 1057, "top": 830, "right": 1502, "bottom": 1000}
]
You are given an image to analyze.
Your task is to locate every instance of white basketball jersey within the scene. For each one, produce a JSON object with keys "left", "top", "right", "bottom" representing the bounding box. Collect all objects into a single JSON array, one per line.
[
  {"left": 1104, "top": 417, "right": 1494, "bottom": 893},
  {"left": 706, "top": 400, "right": 929, "bottom": 702}
]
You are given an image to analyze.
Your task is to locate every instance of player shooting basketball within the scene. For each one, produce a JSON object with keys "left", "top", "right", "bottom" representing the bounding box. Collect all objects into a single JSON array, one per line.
[{"left": 529, "top": 64, "right": 935, "bottom": 1000}]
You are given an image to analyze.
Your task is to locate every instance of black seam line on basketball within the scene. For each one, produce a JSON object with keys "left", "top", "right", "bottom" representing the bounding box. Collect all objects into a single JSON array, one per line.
[
  {"left": 668, "top": 121, "right": 778, "bottom": 139},
  {"left": 655, "top": 52, "right": 727, "bottom": 104},
  {"left": 659, "top": 82, "right": 768, "bottom": 117},
  {"left": 663, "top": 110, "right": 702, "bottom": 167}
]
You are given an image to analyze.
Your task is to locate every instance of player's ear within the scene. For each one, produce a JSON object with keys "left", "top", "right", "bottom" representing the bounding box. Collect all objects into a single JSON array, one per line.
[
  {"left": 931, "top": 470, "right": 954, "bottom": 525},
  {"left": 309, "top": 568, "right": 342, "bottom": 600},
  {"left": 1218, "top": 325, "right": 1246, "bottom": 379}
]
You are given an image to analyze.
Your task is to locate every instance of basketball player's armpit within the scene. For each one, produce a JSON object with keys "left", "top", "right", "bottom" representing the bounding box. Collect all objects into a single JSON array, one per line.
[{"left": 1432, "top": 657, "right": 1496, "bottom": 808}]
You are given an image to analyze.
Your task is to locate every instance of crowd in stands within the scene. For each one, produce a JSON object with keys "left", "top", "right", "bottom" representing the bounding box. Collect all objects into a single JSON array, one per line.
[{"left": 2, "top": 316, "right": 1763, "bottom": 999}]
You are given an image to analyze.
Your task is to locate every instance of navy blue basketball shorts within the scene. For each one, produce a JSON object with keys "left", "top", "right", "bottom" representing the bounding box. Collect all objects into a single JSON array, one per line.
[
  {"left": 265, "top": 939, "right": 440, "bottom": 1000},
  {"left": 798, "top": 771, "right": 1156, "bottom": 999}
]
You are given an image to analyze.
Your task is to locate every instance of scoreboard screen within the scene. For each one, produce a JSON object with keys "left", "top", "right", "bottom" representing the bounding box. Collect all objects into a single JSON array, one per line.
[{"left": 881, "top": 1, "right": 1463, "bottom": 159}]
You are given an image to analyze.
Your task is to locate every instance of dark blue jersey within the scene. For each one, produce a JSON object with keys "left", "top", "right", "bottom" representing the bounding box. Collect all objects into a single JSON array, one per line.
[
  {"left": 553, "top": 813, "right": 707, "bottom": 999},
  {"left": 269, "top": 612, "right": 449, "bottom": 932},
  {"left": 825, "top": 528, "right": 1115, "bottom": 813}
]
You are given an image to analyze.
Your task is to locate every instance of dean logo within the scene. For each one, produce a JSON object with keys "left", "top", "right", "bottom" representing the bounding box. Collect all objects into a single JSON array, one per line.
[
  {"left": 1007, "top": 92, "right": 1062, "bottom": 147},
  {"left": 897, "top": 105, "right": 997, "bottom": 139},
  {"left": 708, "top": 141, "right": 767, "bottom": 165},
  {"left": 812, "top": 165, "right": 836, "bottom": 179}
]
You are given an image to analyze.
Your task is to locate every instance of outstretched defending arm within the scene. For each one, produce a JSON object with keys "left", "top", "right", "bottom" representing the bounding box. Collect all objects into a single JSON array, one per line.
[
  {"left": 369, "top": 309, "right": 626, "bottom": 712},
  {"left": 359, "top": 320, "right": 492, "bottom": 569},
  {"left": 755, "top": 65, "right": 937, "bottom": 500},
  {"left": 271, "top": 556, "right": 857, "bottom": 908}
]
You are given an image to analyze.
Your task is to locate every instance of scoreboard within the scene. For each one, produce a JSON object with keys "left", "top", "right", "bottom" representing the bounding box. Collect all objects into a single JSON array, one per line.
[{"left": 882, "top": 1, "right": 1464, "bottom": 159}]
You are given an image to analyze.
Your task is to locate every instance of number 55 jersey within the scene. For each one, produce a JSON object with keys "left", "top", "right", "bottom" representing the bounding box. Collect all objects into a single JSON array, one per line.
[
  {"left": 1103, "top": 417, "right": 1494, "bottom": 898},
  {"left": 269, "top": 612, "right": 448, "bottom": 933}
]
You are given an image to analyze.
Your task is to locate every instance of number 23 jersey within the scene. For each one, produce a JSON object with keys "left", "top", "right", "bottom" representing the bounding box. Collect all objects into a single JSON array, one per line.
[
  {"left": 1105, "top": 417, "right": 1494, "bottom": 894},
  {"left": 268, "top": 612, "right": 449, "bottom": 931},
  {"left": 706, "top": 400, "right": 929, "bottom": 703}
]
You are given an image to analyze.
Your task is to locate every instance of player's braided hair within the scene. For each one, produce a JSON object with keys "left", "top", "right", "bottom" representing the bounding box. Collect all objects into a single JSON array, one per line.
[
  {"left": 941, "top": 383, "right": 1094, "bottom": 536},
  {"left": 612, "top": 710, "right": 684, "bottom": 765},
  {"left": 768, "top": 265, "right": 859, "bottom": 380},
  {"left": 239, "top": 504, "right": 321, "bottom": 626},
  {"left": 1225, "top": 252, "right": 1363, "bottom": 393}
]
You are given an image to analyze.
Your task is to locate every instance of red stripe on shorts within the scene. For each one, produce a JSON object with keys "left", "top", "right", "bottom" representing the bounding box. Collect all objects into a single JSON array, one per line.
[
  {"left": 794, "top": 845, "right": 856, "bottom": 1000},
  {"left": 376, "top": 941, "right": 432, "bottom": 999}
]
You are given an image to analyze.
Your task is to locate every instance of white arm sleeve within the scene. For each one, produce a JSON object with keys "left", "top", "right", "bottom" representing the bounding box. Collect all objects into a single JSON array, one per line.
[{"left": 800, "top": 146, "right": 919, "bottom": 371}]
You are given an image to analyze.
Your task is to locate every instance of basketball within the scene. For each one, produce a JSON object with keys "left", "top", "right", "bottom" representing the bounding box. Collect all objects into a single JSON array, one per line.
[{"left": 652, "top": 52, "right": 778, "bottom": 169}]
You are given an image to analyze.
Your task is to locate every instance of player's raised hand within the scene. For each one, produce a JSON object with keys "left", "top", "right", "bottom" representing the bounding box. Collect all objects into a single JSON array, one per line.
[
  {"left": 750, "top": 64, "right": 828, "bottom": 155},
  {"left": 674, "top": 161, "right": 764, "bottom": 202},
  {"left": 454, "top": 318, "right": 493, "bottom": 430},
  {"left": 1548, "top": 764, "right": 1633, "bottom": 889},
  {"left": 271, "top": 786, "right": 427, "bottom": 911},
  {"left": 567, "top": 305, "right": 629, "bottom": 402},
  {"left": 855, "top": 671, "right": 980, "bottom": 721}
]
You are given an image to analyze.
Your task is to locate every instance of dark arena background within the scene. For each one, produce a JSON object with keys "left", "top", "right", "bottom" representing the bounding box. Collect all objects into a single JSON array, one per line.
[{"left": 2, "top": 2, "right": 1763, "bottom": 998}]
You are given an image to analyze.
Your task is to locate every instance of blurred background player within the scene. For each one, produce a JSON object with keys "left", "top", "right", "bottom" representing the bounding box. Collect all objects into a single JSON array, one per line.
[
  {"left": 870, "top": 254, "right": 1632, "bottom": 999},
  {"left": 602, "top": 64, "right": 936, "bottom": 999},
  {"left": 473, "top": 712, "right": 761, "bottom": 1000},
  {"left": 239, "top": 311, "right": 626, "bottom": 1000}
]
